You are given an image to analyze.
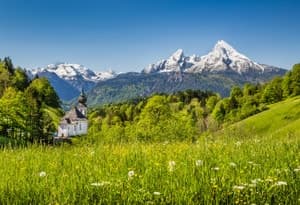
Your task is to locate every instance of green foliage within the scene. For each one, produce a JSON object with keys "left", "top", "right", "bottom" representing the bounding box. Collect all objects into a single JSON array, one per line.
[
  {"left": 12, "top": 68, "right": 30, "bottom": 91},
  {"left": 261, "top": 77, "right": 283, "bottom": 104},
  {"left": 0, "top": 63, "right": 10, "bottom": 96},
  {"left": 89, "top": 62, "right": 300, "bottom": 143},
  {"left": 290, "top": 64, "right": 300, "bottom": 95},
  {"left": 0, "top": 127, "right": 299, "bottom": 204},
  {"left": 212, "top": 100, "right": 226, "bottom": 122},
  {"left": 0, "top": 57, "right": 62, "bottom": 145},
  {"left": 3, "top": 57, "right": 14, "bottom": 75},
  {"left": 26, "top": 77, "right": 60, "bottom": 108},
  {"left": 205, "top": 95, "right": 219, "bottom": 113},
  {"left": 88, "top": 91, "right": 214, "bottom": 143}
]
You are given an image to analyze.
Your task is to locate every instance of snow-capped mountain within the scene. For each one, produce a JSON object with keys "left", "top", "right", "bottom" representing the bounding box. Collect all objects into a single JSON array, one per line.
[
  {"left": 143, "top": 49, "right": 188, "bottom": 73},
  {"left": 31, "top": 63, "right": 117, "bottom": 101},
  {"left": 142, "top": 40, "right": 279, "bottom": 74},
  {"left": 28, "top": 41, "right": 286, "bottom": 104},
  {"left": 32, "top": 63, "right": 116, "bottom": 83}
]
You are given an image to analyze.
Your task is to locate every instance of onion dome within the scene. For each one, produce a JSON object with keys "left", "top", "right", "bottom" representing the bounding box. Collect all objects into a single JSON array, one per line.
[{"left": 78, "top": 88, "right": 87, "bottom": 105}]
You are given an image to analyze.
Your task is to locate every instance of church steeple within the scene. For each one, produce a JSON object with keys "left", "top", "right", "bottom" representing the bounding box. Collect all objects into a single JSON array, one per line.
[
  {"left": 77, "top": 88, "right": 88, "bottom": 117},
  {"left": 78, "top": 88, "right": 87, "bottom": 106}
]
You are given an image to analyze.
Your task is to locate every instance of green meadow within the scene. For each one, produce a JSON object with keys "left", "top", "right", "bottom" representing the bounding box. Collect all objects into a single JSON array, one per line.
[{"left": 0, "top": 97, "right": 299, "bottom": 204}]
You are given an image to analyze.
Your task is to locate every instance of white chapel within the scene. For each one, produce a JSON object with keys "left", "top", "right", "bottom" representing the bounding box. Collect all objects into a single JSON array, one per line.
[{"left": 57, "top": 90, "right": 88, "bottom": 138}]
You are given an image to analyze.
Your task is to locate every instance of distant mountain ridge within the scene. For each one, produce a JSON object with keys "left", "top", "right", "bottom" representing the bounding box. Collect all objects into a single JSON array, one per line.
[
  {"left": 31, "top": 63, "right": 117, "bottom": 101},
  {"left": 29, "top": 40, "right": 286, "bottom": 104},
  {"left": 88, "top": 40, "right": 286, "bottom": 105},
  {"left": 143, "top": 40, "right": 280, "bottom": 74}
]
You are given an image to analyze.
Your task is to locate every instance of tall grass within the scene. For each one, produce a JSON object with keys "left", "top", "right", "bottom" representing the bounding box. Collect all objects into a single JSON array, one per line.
[
  {"left": 1, "top": 97, "right": 300, "bottom": 204},
  {"left": 0, "top": 132, "right": 299, "bottom": 204}
]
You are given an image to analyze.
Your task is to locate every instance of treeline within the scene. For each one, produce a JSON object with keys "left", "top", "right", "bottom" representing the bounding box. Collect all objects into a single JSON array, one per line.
[
  {"left": 88, "top": 64, "right": 300, "bottom": 143},
  {"left": 212, "top": 64, "right": 300, "bottom": 122},
  {"left": 0, "top": 57, "right": 61, "bottom": 145},
  {"left": 89, "top": 90, "right": 218, "bottom": 143}
]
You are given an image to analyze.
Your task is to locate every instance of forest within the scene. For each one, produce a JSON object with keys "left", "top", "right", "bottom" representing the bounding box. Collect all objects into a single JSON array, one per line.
[
  {"left": 87, "top": 63, "right": 300, "bottom": 143},
  {"left": 0, "top": 58, "right": 300, "bottom": 204},
  {"left": 0, "top": 57, "right": 61, "bottom": 145},
  {"left": 1, "top": 57, "right": 300, "bottom": 146}
]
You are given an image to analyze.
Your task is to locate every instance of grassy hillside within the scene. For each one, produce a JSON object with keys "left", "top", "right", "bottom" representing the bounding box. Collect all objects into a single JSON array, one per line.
[
  {"left": 0, "top": 97, "right": 299, "bottom": 204},
  {"left": 225, "top": 96, "right": 300, "bottom": 139},
  {"left": 0, "top": 97, "right": 300, "bottom": 204}
]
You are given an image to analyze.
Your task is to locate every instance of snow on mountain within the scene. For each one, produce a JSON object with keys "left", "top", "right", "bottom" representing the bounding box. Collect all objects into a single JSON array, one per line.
[
  {"left": 93, "top": 69, "right": 117, "bottom": 81},
  {"left": 187, "top": 40, "right": 265, "bottom": 73},
  {"left": 30, "top": 63, "right": 118, "bottom": 101},
  {"left": 143, "top": 49, "right": 188, "bottom": 73},
  {"left": 32, "top": 63, "right": 116, "bottom": 82},
  {"left": 143, "top": 40, "right": 272, "bottom": 74}
]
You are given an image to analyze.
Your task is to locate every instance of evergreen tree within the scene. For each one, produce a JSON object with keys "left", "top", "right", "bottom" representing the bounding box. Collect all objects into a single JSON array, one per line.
[{"left": 261, "top": 77, "right": 283, "bottom": 104}]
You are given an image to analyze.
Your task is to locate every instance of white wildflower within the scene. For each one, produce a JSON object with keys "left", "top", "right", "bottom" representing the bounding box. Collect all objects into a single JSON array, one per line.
[
  {"left": 168, "top": 161, "right": 176, "bottom": 172},
  {"left": 91, "top": 181, "right": 110, "bottom": 187},
  {"left": 251, "top": 178, "right": 262, "bottom": 184},
  {"left": 294, "top": 168, "right": 300, "bottom": 172},
  {"left": 235, "top": 141, "right": 242, "bottom": 146},
  {"left": 153, "top": 192, "right": 161, "bottom": 196},
  {"left": 39, "top": 171, "right": 46, "bottom": 177},
  {"left": 265, "top": 178, "right": 273, "bottom": 182},
  {"left": 275, "top": 181, "right": 287, "bottom": 186},
  {"left": 212, "top": 167, "right": 219, "bottom": 171},
  {"left": 195, "top": 160, "right": 203, "bottom": 167},
  {"left": 128, "top": 170, "right": 135, "bottom": 179},
  {"left": 233, "top": 185, "right": 245, "bottom": 190},
  {"left": 229, "top": 162, "right": 237, "bottom": 167},
  {"left": 91, "top": 182, "right": 101, "bottom": 187}
]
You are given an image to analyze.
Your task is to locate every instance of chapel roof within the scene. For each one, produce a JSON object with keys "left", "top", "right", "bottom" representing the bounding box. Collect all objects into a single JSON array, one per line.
[{"left": 61, "top": 106, "right": 87, "bottom": 123}]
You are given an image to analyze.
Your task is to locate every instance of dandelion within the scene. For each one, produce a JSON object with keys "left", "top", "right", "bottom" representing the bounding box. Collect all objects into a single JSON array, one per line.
[
  {"left": 229, "top": 162, "right": 237, "bottom": 167},
  {"left": 153, "top": 192, "right": 161, "bottom": 196},
  {"left": 39, "top": 171, "right": 46, "bottom": 177},
  {"left": 275, "top": 181, "right": 287, "bottom": 186},
  {"left": 128, "top": 170, "right": 135, "bottom": 179},
  {"left": 195, "top": 160, "right": 203, "bottom": 167},
  {"left": 168, "top": 161, "right": 176, "bottom": 172},
  {"left": 233, "top": 185, "right": 245, "bottom": 190}
]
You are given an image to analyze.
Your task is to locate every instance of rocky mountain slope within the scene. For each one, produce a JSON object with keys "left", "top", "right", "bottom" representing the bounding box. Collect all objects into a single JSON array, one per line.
[
  {"left": 143, "top": 40, "right": 281, "bottom": 74},
  {"left": 88, "top": 40, "right": 286, "bottom": 105},
  {"left": 30, "top": 40, "right": 286, "bottom": 104},
  {"left": 31, "top": 63, "right": 116, "bottom": 101}
]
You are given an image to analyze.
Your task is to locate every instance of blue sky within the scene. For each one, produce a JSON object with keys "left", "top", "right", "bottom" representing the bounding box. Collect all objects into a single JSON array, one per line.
[{"left": 0, "top": 0, "right": 299, "bottom": 72}]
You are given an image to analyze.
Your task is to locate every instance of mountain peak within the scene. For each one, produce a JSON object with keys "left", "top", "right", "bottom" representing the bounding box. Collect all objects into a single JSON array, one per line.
[
  {"left": 143, "top": 40, "right": 277, "bottom": 74},
  {"left": 215, "top": 40, "right": 234, "bottom": 50},
  {"left": 170, "top": 49, "right": 184, "bottom": 61}
]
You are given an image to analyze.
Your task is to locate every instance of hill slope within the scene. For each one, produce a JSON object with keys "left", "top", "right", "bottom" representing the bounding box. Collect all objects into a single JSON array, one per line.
[{"left": 227, "top": 96, "right": 300, "bottom": 138}]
